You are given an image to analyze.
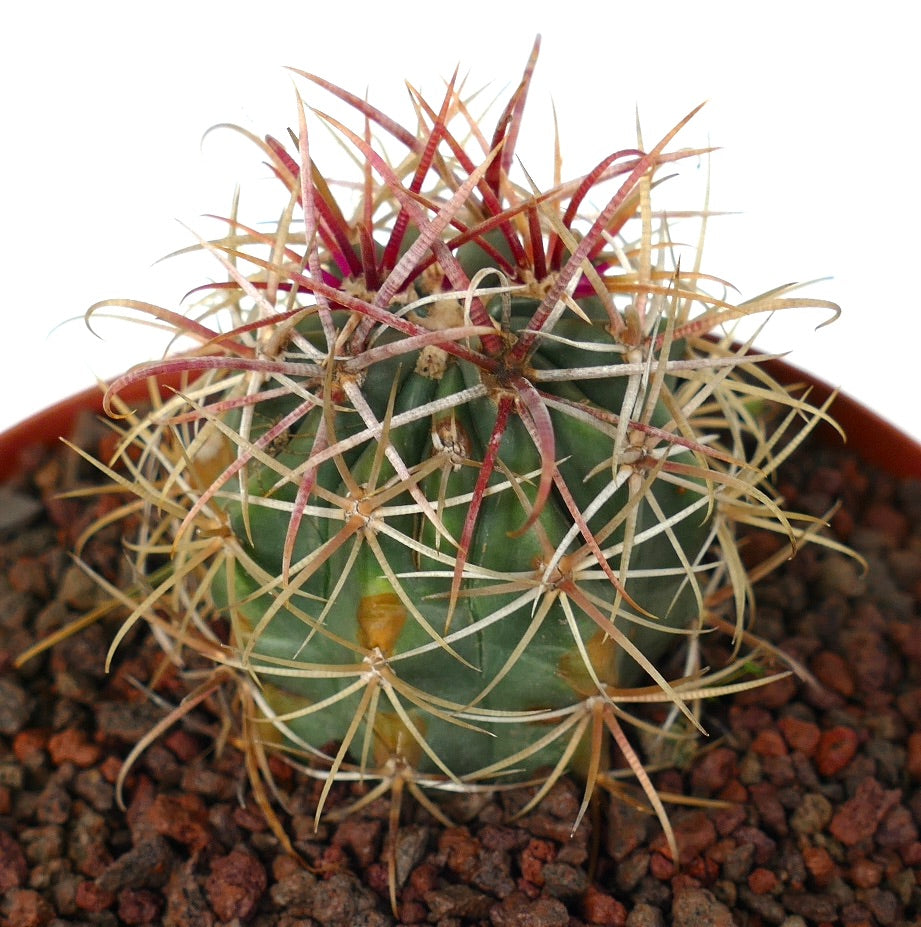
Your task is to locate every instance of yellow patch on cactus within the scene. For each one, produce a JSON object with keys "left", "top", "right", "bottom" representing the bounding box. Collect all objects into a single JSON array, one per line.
[{"left": 357, "top": 591, "right": 408, "bottom": 655}]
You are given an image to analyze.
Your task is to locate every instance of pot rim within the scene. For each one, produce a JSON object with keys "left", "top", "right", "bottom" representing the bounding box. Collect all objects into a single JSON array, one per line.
[
  {"left": 760, "top": 356, "right": 921, "bottom": 479},
  {"left": 0, "top": 376, "right": 181, "bottom": 484}
]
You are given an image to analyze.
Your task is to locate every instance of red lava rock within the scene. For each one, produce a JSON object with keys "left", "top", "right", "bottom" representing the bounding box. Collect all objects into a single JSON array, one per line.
[
  {"left": 99, "top": 755, "right": 123, "bottom": 784},
  {"left": 266, "top": 752, "right": 295, "bottom": 788},
  {"left": 582, "top": 884, "right": 627, "bottom": 926},
  {"left": 68, "top": 805, "right": 113, "bottom": 878},
  {"left": 808, "top": 465, "right": 846, "bottom": 496},
  {"left": 424, "top": 883, "right": 493, "bottom": 921},
  {"left": 47, "top": 729, "right": 101, "bottom": 768},
  {"left": 75, "top": 879, "right": 116, "bottom": 912},
  {"left": 124, "top": 774, "right": 158, "bottom": 842},
  {"left": 439, "top": 826, "right": 481, "bottom": 879},
  {"left": 875, "top": 803, "right": 919, "bottom": 849},
  {"left": 690, "top": 747, "right": 737, "bottom": 795},
  {"left": 728, "top": 703, "right": 773, "bottom": 734},
  {"left": 749, "top": 782, "right": 789, "bottom": 836},
  {"left": 650, "top": 811, "right": 717, "bottom": 864},
  {"left": 268, "top": 862, "right": 317, "bottom": 916},
  {"left": 309, "top": 870, "right": 384, "bottom": 925},
  {"left": 829, "top": 778, "right": 902, "bottom": 846},
  {"left": 95, "top": 836, "right": 174, "bottom": 895},
  {"left": 408, "top": 860, "right": 439, "bottom": 896},
  {"left": 747, "top": 866, "right": 779, "bottom": 894},
  {"left": 741, "top": 528, "right": 784, "bottom": 569},
  {"left": 270, "top": 853, "right": 301, "bottom": 882},
  {"left": 389, "top": 824, "right": 431, "bottom": 893},
  {"left": 163, "top": 859, "right": 212, "bottom": 927},
  {"left": 864, "top": 502, "right": 909, "bottom": 545},
  {"left": 900, "top": 841, "right": 921, "bottom": 866},
  {"left": 671, "top": 886, "right": 736, "bottom": 927},
  {"left": 2, "top": 888, "right": 55, "bottom": 927},
  {"left": 906, "top": 731, "right": 921, "bottom": 780},
  {"left": 815, "top": 725, "right": 859, "bottom": 775},
  {"left": 232, "top": 803, "right": 269, "bottom": 834},
  {"left": 733, "top": 826, "right": 777, "bottom": 866},
  {"left": 399, "top": 899, "right": 427, "bottom": 923},
  {"left": 0, "top": 831, "right": 29, "bottom": 892},
  {"left": 12, "top": 730, "right": 47, "bottom": 765},
  {"left": 520, "top": 837, "right": 555, "bottom": 885},
  {"left": 649, "top": 851, "right": 676, "bottom": 881},
  {"left": 316, "top": 842, "right": 348, "bottom": 874},
  {"left": 897, "top": 687, "right": 921, "bottom": 727},
  {"left": 889, "top": 619, "right": 921, "bottom": 662},
  {"left": 830, "top": 506, "right": 854, "bottom": 539},
  {"left": 7, "top": 557, "right": 50, "bottom": 597},
  {"left": 163, "top": 729, "right": 202, "bottom": 763},
  {"left": 801, "top": 844, "right": 836, "bottom": 886},
  {"left": 180, "top": 766, "right": 235, "bottom": 800},
  {"left": 718, "top": 780, "right": 748, "bottom": 805},
  {"left": 541, "top": 862, "right": 587, "bottom": 902},
  {"left": 685, "top": 854, "right": 720, "bottom": 885},
  {"left": 331, "top": 814, "right": 382, "bottom": 869},
  {"left": 841, "top": 625, "right": 893, "bottom": 692},
  {"left": 535, "top": 778, "right": 582, "bottom": 820},
  {"left": 516, "top": 875, "right": 541, "bottom": 900},
  {"left": 605, "top": 796, "right": 650, "bottom": 861},
  {"left": 712, "top": 802, "right": 747, "bottom": 838},
  {"left": 362, "top": 860, "right": 389, "bottom": 898},
  {"left": 479, "top": 823, "right": 520, "bottom": 853},
  {"left": 205, "top": 849, "right": 267, "bottom": 922},
  {"left": 811, "top": 650, "right": 856, "bottom": 697},
  {"left": 735, "top": 672, "right": 797, "bottom": 709},
  {"left": 790, "top": 791, "right": 833, "bottom": 835},
  {"left": 849, "top": 857, "right": 884, "bottom": 888},
  {"left": 781, "top": 889, "right": 838, "bottom": 922},
  {"left": 777, "top": 716, "right": 821, "bottom": 756},
  {"left": 751, "top": 728, "right": 789, "bottom": 757},
  {"left": 147, "top": 793, "right": 211, "bottom": 852},
  {"left": 490, "top": 890, "right": 569, "bottom": 927}
]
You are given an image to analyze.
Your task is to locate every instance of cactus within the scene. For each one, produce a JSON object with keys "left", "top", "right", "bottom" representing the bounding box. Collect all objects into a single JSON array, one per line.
[{"left": 81, "top": 39, "right": 842, "bottom": 875}]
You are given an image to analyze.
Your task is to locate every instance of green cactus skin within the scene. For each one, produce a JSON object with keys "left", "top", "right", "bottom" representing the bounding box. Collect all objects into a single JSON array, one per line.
[
  {"left": 89, "top": 40, "right": 842, "bottom": 853},
  {"left": 213, "top": 285, "right": 713, "bottom": 784}
]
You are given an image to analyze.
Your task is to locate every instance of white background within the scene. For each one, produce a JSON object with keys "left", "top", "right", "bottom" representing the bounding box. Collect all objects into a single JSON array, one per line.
[{"left": 3, "top": 2, "right": 918, "bottom": 443}]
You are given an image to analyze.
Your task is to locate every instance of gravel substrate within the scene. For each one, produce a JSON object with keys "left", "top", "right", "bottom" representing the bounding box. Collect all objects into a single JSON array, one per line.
[{"left": 1, "top": 410, "right": 920, "bottom": 927}]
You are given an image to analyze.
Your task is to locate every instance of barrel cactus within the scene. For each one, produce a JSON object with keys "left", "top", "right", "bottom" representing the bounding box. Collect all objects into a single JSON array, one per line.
[{"left": 82, "top": 39, "right": 841, "bottom": 870}]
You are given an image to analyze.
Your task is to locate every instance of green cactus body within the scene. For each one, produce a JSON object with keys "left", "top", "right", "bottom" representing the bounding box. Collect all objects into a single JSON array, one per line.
[
  {"left": 217, "top": 285, "right": 711, "bottom": 783},
  {"left": 93, "top": 41, "right": 841, "bottom": 844}
]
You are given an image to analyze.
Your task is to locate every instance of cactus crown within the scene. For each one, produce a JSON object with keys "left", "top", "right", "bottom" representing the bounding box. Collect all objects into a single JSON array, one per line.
[{"left": 75, "top": 38, "right": 844, "bottom": 868}]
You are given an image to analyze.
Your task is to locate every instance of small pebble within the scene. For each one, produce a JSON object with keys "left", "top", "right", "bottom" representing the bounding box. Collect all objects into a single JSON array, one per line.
[
  {"left": 0, "top": 487, "right": 43, "bottom": 534},
  {"left": 205, "top": 849, "right": 267, "bottom": 922},
  {"left": 816, "top": 726, "right": 859, "bottom": 776},
  {"left": 777, "top": 716, "right": 821, "bottom": 757},
  {"left": 0, "top": 678, "right": 30, "bottom": 735},
  {"left": 811, "top": 651, "right": 856, "bottom": 697},
  {"left": 829, "top": 778, "right": 901, "bottom": 846}
]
